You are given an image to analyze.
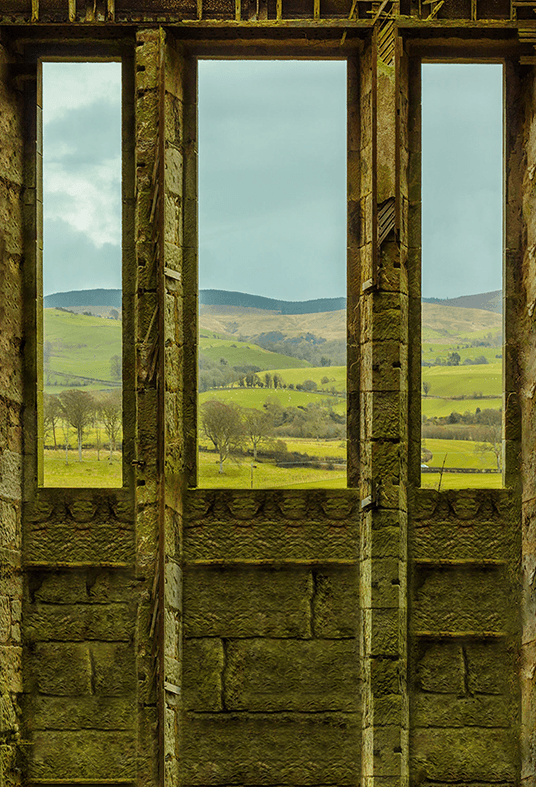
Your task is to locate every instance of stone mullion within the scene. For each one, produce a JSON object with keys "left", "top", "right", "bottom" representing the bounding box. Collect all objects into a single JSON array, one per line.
[
  {"left": 516, "top": 60, "right": 536, "bottom": 785},
  {"left": 362, "top": 25, "right": 409, "bottom": 787},
  {"left": 0, "top": 34, "right": 24, "bottom": 787},
  {"left": 162, "top": 31, "right": 186, "bottom": 787},
  {"left": 134, "top": 28, "right": 162, "bottom": 787}
]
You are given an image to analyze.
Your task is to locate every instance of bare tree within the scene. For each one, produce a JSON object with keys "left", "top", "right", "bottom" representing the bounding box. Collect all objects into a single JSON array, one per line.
[
  {"left": 423, "top": 381, "right": 431, "bottom": 397},
  {"left": 200, "top": 400, "right": 243, "bottom": 473},
  {"left": 100, "top": 391, "right": 122, "bottom": 460},
  {"left": 475, "top": 424, "right": 502, "bottom": 471},
  {"left": 110, "top": 354, "right": 122, "bottom": 381},
  {"left": 243, "top": 408, "right": 272, "bottom": 461},
  {"left": 43, "top": 393, "right": 61, "bottom": 450},
  {"left": 59, "top": 389, "right": 94, "bottom": 462}
]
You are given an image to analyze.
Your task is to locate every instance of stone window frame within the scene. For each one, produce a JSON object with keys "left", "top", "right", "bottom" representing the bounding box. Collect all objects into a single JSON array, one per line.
[
  {"left": 174, "top": 29, "right": 365, "bottom": 491},
  {"left": 19, "top": 33, "right": 136, "bottom": 500},
  {"left": 403, "top": 37, "right": 522, "bottom": 492}
]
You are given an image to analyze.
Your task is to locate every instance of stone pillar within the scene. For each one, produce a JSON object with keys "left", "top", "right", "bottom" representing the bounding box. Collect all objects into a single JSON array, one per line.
[
  {"left": 0, "top": 31, "right": 24, "bottom": 787},
  {"left": 360, "top": 23, "right": 410, "bottom": 787}
]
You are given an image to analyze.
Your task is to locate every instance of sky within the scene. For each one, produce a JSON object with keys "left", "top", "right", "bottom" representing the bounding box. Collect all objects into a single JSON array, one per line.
[
  {"left": 421, "top": 63, "right": 503, "bottom": 299},
  {"left": 42, "top": 60, "right": 503, "bottom": 301},
  {"left": 43, "top": 62, "right": 122, "bottom": 296}
]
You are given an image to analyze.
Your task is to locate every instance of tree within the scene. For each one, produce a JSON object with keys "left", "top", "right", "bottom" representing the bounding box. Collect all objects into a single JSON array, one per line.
[
  {"left": 59, "top": 389, "right": 95, "bottom": 461},
  {"left": 43, "top": 394, "right": 61, "bottom": 450},
  {"left": 200, "top": 400, "right": 243, "bottom": 473},
  {"left": 422, "top": 381, "right": 431, "bottom": 397},
  {"left": 302, "top": 379, "right": 318, "bottom": 392},
  {"left": 243, "top": 408, "right": 272, "bottom": 461},
  {"left": 264, "top": 372, "right": 273, "bottom": 389},
  {"left": 100, "top": 391, "right": 122, "bottom": 460},
  {"left": 447, "top": 352, "right": 461, "bottom": 366},
  {"left": 110, "top": 355, "right": 122, "bottom": 381},
  {"left": 475, "top": 424, "right": 502, "bottom": 471}
]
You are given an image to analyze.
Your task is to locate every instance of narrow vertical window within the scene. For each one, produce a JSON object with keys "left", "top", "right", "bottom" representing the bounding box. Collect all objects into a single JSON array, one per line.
[
  {"left": 41, "top": 62, "right": 122, "bottom": 488},
  {"left": 197, "top": 60, "right": 347, "bottom": 489},
  {"left": 421, "top": 63, "right": 503, "bottom": 489}
]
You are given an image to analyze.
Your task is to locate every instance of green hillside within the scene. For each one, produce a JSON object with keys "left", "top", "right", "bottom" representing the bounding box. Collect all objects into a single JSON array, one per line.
[
  {"left": 44, "top": 309, "right": 121, "bottom": 392},
  {"left": 199, "top": 388, "right": 346, "bottom": 415},
  {"left": 421, "top": 362, "right": 502, "bottom": 399},
  {"left": 199, "top": 336, "right": 310, "bottom": 370},
  {"left": 267, "top": 365, "right": 346, "bottom": 391}
]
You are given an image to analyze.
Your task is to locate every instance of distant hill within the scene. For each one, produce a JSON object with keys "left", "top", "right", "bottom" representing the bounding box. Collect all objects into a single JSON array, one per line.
[
  {"left": 44, "top": 287, "right": 345, "bottom": 315},
  {"left": 422, "top": 290, "right": 502, "bottom": 314},
  {"left": 199, "top": 289, "right": 346, "bottom": 314},
  {"left": 44, "top": 288, "right": 122, "bottom": 308},
  {"left": 44, "top": 286, "right": 502, "bottom": 317}
]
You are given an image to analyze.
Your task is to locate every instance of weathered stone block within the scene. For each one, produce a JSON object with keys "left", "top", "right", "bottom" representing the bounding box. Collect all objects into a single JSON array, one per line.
[
  {"left": 411, "top": 728, "right": 516, "bottom": 782},
  {"left": 416, "top": 641, "right": 464, "bottom": 694},
  {"left": 413, "top": 693, "right": 511, "bottom": 728},
  {"left": 181, "top": 714, "right": 360, "bottom": 785},
  {"left": 184, "top": 566, "right": 312, "bottom": 638},
  {"left": 312, "top": 565, "right": 359, "bottom": 638},
  {"left": 29, "top": 695, "right": 135, "bottom": 730},
  {"left": 91, "top": 642, "right": 135, "bottom": 696},
  {"left": 413, "top": 566, "right": 508, "bottom": 634},
  {"left": 465, "top": 640, "right": 510, "bottom": 695},
  {"left": 0, "top": 596, "right": 10, "bottom": 643},
  {"left": 183, "top": 638, "right": 223, "bottom": 712},
  {"left": 32, "top": 571, "right": 87, "bottom": 604},
  {"left": 224, "top": 639, "right": 359, "bottom": 712},
  {"left": 29, "top": 730, "right": 136, "bottom": 781},
  {"left": 26, "top": 603, "right": 132, "bottom": 641},
  {"left": 0, "top": 645, "right": 21, "bottom": 693},
  {"left": 34, "top": 642, "right": 91, "bottom": 695}
]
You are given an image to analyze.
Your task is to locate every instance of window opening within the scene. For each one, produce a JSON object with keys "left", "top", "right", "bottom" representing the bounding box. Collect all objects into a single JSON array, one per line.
[
  {"left": 197, "top": 59, "right": 347, "bottom": 489},
  {"left": 41, "top": 62, "right": 123, "bottom": 488},
  {"left": 420, "top": 63, "right": 503, "bottom": 489}
]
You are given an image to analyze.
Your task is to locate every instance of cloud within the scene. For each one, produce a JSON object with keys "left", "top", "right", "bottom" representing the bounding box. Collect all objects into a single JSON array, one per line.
[
  {"left": 43, "top": 63, "right": 122, "bottom": 250},
  {"left": 43, "top": 218, "right": 121, "bottom": 296},
  {"left": 421, "top": 64, "right": 503, "bottom": 298},
  {"left": 198, "top": 60, "right": 347, "bottom": 301}
]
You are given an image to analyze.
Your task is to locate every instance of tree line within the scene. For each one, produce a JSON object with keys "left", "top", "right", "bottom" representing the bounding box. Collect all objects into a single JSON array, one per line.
[
  {"left": 200, "top": 397, "right": 345, "bottom": 473},
  {"left": 43, "top": 389, "right": 122, "bottom": 462}
]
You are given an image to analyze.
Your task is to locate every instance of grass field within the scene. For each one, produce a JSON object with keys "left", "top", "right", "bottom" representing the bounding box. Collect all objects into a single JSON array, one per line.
[
  {"left": 199, "top": 387, "right": 346, "bottom": 414},
  {"left": 198, "top": 449, "right": 346, "bottom": 489},
  {"left": 267, "top": 365, "right": 346, "bottom": 391},
  {"left": 422, "top": 437, "right": 499, "bottom": 470},
  {"left": 422, "top": 343, "right": 501, "bottom": 365},
  {"left": 43, "top": 449, "right": 122, "bottom": 488},
  {"left": 44, "top": 309, "right": 121, "bottom": 393},
  {"left": 421, "top": 361, "right": 502, "bottom": 398},
  {"left": 421, "top": 471, "right": 502, "bottom": 489},
  {"left": 422, "top": 396, "right": 502, "bottom": 419},
  {"left": 200, "top": 336, "right": 310, "bottom": 370}
]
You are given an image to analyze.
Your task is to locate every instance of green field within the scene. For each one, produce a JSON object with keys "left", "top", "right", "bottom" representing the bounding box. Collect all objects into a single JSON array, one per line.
[
  {"left": 200, "top": 336, "right": 310, "bottom": 370},
  {"left": 422, "top": 396, "right": 502, "bottom": 419},
  {"left": 44, "top": 309, "right": 121, "bottom": 393},
  {"left": 198, "top": 448, "right": 346, "bottom": 489},
  {"left": 421, "top": 361, "right": 502, "bottom": 399},
  {"left": 422, "top": 344, "right": 501, "bottom": 365},
  {"left": 267, "top": 365, "right": 346, "bottom": 391},
  {"left": 43, "top": 449, "right": 122, "bottom": 488},
  {"left": 199, "top": 387, "right": 346, "bottom": 414},
  {"left": 422, "top": 437, "right": 499, "bottom": 470}
]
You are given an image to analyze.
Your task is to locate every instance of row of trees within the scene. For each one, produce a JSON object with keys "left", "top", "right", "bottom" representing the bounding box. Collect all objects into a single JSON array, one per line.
[
  {"left": 44, "top": 389, "right": 122, "bottom": 462},
  {"left": 200, "top": 397, "right": 345, "bottom": 473}
]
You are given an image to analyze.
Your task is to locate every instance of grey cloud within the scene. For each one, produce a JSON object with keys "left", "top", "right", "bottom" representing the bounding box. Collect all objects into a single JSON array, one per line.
[
  {"left": 44, "top": 97, "right": 121, "bottom": 169},
  {"left": 43, "top": 218, "right": 121, "bottom": 296}
]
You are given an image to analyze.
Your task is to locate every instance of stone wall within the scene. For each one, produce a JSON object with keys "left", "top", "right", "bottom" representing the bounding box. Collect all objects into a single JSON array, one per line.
[
  {"left": 0, "top": 13, "right": 532, "bottom": 787},
  {"left": 0, "top": 31, "right": 24, "bottom": 787}
]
